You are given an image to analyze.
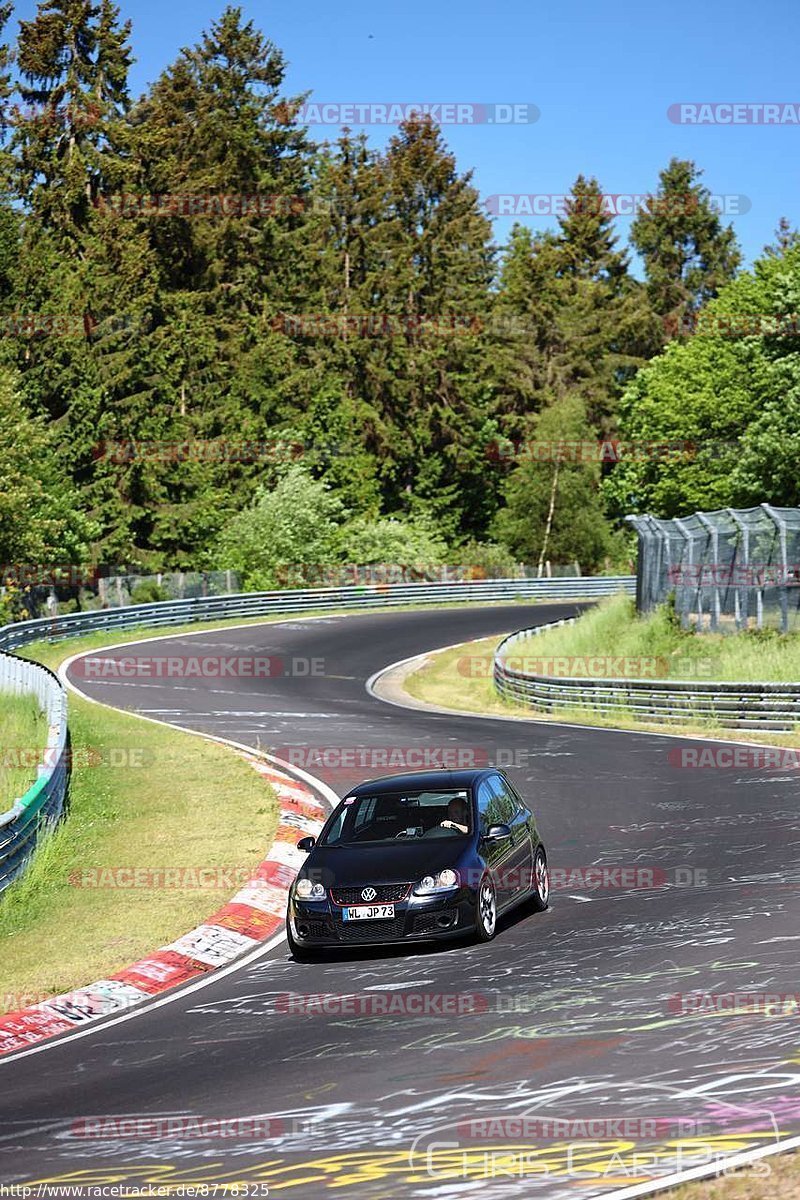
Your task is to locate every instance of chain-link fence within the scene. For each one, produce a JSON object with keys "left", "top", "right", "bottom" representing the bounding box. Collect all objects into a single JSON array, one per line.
[
  {"left": 2, "top": 562, "right": 601, "bottom": 621},
  {"left": 627, "top": 505, "right": 800, "bottom": 633},
  {"left": 96, "top": 570, "right": 240, "bottom": 607}
]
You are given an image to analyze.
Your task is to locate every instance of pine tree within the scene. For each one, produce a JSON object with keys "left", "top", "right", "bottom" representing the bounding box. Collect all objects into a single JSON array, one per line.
[
  {"left": 630, "top": 158, "right": 741, "bottom": 331},
  {"left": 359, "top": 116, "right": 496, "bottom": 537},
  {"left": 14, "top": 0, "right": 133, "bottom": 232},
  {"left": 489, "top": 225, "right": 562, "bottom": 435},
  {"left": 556, "top": 175, "right": 628, "bottom": 284},
  {"left": 493, "top": 177, "right": 657, "bottom": 438},
  {"left": 284, "top": 116, "right": 497, "bottom": 539},
  {"left": 83, "top": 5, "right": 314, "bottom": 564},
  {"left": 763, "top": 217, "right": 800, "bottom": 259}
]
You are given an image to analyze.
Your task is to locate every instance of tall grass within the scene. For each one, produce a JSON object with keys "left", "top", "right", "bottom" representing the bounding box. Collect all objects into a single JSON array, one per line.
[
  {"left": 0, "top": 693, "right": 48, "bottom": 807},
  {"left": 511, "top": 594, "right": 800, "bottom": 682}
]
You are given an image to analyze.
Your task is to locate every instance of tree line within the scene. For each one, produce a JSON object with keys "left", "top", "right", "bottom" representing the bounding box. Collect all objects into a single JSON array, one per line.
[{"left": 0, "top": 0, "right": 794, "bottom": 598}]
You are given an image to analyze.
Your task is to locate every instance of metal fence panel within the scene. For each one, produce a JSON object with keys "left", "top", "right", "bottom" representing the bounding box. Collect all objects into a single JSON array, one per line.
[{"left": 627, "top": 505, "right": 800, "bottom": 633}]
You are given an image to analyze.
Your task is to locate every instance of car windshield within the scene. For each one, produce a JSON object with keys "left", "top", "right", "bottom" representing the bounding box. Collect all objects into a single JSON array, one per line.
[{"left": 319, "top": 789, "right": 473, "bottom": 846}]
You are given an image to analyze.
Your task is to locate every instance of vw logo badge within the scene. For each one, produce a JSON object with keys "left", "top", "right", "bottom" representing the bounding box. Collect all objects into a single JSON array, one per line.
[{"left": 361, "top": 887, "right": 377, "bottom": 901}]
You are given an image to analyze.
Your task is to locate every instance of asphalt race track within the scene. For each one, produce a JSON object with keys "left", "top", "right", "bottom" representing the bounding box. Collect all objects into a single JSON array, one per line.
[{"left": 2, "top": 602, "right": 800, "bottom": 1198}]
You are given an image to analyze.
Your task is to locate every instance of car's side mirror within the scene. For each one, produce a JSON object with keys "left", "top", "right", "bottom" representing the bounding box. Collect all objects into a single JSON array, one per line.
[
  {"left": 483, "top": 823, "right": 512, "bottom": 843},
  {"left": 297, "top": 836, "right": 316, "bottom": 852}
]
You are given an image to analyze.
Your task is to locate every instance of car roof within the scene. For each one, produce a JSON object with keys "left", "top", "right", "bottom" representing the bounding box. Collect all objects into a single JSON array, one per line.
[{"left": 346, "top": 768, "right": 498, "bottom": 796}]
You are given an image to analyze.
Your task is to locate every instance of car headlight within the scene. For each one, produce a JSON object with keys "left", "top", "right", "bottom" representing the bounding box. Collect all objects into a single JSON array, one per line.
[
  {"left": 413, "top": 868, "right": 460, "bottom": 895},
  {"left": 295, "top": 878, "right": 325, "bottom": 900}
]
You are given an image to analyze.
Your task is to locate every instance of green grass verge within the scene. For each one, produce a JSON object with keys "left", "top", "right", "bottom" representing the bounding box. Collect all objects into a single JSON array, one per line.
[
  {"left": 0, "top": 690, "right": 278, "bottom": 1012},
  {"left": 402, "top": 626, "right": 800, "bottom": 750},
  {"left": 666, "top": 1151, "right": 800, "bottom": 1198},
  {"left": 0, "top": 693, "right": 48, "bottom": 808},
  {"left": 511, "top": 593, "right": 800, "bottom": 682}
]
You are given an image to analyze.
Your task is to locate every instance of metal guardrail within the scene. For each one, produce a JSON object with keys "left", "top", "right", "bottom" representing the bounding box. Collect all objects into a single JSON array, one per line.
[
  {"left": 0, "top": 574, "right": 633, "bottom": 888},
  {"left": 494, "top": 618, "right": 800, "bottom": 731},
  {"left": 0, "top": 576, "right": 636, "bottom": 652},
  {"left": 0, "top": 653, "right": 69, "bottom": 891}
]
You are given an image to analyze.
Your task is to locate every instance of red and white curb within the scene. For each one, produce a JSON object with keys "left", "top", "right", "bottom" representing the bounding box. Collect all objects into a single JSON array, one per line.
[{"left": 0, "top": 753, "right": 326, "bottom": 1056}]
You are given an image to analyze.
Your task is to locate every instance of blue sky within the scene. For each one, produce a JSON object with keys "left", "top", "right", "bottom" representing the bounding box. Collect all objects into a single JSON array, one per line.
[{"left": 14, "top": 0, "right": 800, "bottom": 270}]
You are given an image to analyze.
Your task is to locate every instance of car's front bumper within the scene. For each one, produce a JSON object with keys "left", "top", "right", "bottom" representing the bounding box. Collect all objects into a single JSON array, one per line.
[{"left": 288, "top": 889, "right": 477, "bottom": 946}]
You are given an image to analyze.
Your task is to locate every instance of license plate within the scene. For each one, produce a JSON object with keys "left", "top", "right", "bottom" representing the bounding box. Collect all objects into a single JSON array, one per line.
[{"left": 342, "top": 904, "right": 395, "bottom": 921}]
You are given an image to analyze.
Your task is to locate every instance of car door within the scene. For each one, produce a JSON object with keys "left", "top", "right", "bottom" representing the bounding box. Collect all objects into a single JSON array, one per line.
[
  {"left": 476, "top": 777, "right": 516, "bottom": 906},
  {"left": 489, "top": 774, "right": 534, "bottom": 902}
]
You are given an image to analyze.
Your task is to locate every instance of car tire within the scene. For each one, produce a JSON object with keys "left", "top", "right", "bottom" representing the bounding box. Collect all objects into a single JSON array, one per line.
[
  {"left": 530, "top": 846, "right": 550, "bottom": 911},
  {"left": 475, "top": 874, "right": 498, "bottom": 942}
]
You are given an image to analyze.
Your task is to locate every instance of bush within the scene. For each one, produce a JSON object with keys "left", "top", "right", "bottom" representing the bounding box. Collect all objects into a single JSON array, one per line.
[
  {"left": 130, "top": 580, "right": 170, "bottom": 605},
  {"left": 449, "top": 540, "right": 521, "bottom": 578},
  {"left": 215, "top": 467, "right": 344, "bottom": 589},
  {"left": 336, "top": 516, "right": 448, "bottom": 568}
]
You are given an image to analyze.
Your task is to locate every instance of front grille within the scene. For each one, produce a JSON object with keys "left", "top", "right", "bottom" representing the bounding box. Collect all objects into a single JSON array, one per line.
[
  {"left": 336, "top": 916, "right": 407, "bottom": 943},
  {"left": 413, "top": 909, "right": 459, "bottom": 935},
  {"left": 330, "top": 883, "right": 411, "bottom": 906}
]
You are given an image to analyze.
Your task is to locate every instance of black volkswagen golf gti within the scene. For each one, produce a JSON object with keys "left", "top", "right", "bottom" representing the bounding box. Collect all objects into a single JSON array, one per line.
[{"left": 286, "top": 768, "right": 548, "bottom": 957}]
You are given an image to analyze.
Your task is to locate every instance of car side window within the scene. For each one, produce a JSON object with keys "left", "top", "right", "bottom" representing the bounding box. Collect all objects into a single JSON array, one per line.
[
  {"left": 488, "top": 775, "right": 518, "bottom": 824},
  {"left": 477, "top": 780, "right": 506, "bottom": 830}
]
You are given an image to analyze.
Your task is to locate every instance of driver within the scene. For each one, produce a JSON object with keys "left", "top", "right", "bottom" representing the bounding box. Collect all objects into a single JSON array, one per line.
[{"left": 440, "top": 796, "right": 470, "bottom": 834}]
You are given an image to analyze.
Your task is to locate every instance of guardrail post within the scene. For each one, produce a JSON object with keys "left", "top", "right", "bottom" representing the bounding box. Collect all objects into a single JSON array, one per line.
[
  {"left": 625, "top": 516, "right": 645, "bottom": 612},
  {"left": 673, "top": 517, "right": 694, "bottom": 629},
  {"left": 726, "top": 508, "right": 750, "bottom": 631},
  {"left": 762, "top": 504, "right": 789, "bottom": 633},
  {"left": 696, "top": 512, "right": 720, "bottom": 632}
]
